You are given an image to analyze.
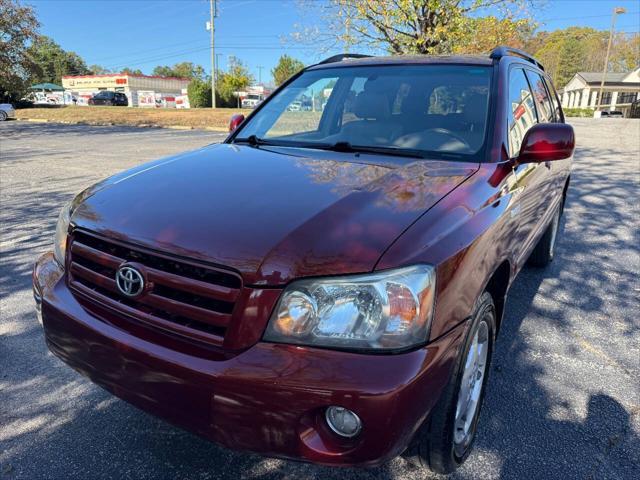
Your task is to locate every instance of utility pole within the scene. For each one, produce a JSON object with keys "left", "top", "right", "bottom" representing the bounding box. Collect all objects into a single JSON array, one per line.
[
  {"left": 597, "top": 6, "right": 626, "bottom": 111},
  {"left": 209, "top": 0, "right": 217, "bottom": 108},
  {"left": 257, "top": 65, "right": 264, "bottom": 84}
]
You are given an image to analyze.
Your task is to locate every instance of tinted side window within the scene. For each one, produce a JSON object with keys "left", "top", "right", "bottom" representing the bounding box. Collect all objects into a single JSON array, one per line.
[
  {"left": 507, "top": 68, "right": 537, "bottom": 158},
  {"left": 527, "top": 71, "right": 554, "bottom": 123}
]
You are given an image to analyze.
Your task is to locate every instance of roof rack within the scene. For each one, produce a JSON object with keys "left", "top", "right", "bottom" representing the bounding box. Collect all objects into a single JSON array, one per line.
[
  {"left": 490, "top": 46, "right": 544, "bottom": 71},
  {"left": 317, "top": 53, "right": 372, "bottom": 65}
]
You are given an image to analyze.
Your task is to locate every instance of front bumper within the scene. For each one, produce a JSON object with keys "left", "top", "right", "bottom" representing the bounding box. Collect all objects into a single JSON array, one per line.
[{"left": 34, "top": 252, "right": 465, "bottom": 467}]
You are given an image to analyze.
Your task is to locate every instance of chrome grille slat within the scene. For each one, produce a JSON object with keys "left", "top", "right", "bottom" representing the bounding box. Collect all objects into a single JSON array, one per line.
[{"left": 67, "top": 230, "right": 241, "bottom": 343}]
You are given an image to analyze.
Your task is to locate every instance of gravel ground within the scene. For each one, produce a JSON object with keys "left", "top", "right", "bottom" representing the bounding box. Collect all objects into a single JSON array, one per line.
[{"left": 1, "top": 119, "right": 638, "bottom": 480}]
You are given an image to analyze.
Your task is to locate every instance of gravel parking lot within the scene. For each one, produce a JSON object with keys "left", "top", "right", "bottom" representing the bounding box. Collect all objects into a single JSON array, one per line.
[{"left": 1, "top": 119, "right": 638, "bottom": 480}]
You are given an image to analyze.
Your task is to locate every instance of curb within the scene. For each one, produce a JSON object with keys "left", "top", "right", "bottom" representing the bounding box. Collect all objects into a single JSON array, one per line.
[{"left": 16, "top": 118, "right": 229, "bottom": 133}]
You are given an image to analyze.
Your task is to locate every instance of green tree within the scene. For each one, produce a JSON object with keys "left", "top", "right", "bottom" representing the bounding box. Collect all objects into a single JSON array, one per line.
[
  {"left": 173, "top": 62, "right": 206, "bottom": 80},
  {"left": 152, "top": 65, "right": 174, "bottom": 77},
  {"left": 451, "top": 16, "right": 536, "bottom": 54},
  {"left": 152, "top": 62, "right": 206, "bottom": 79},
  {"left": 527, "top": 28, "right": 640, "bottom": 88},
  {"left": 28, "top": 35, "right": 91, "bottom": 85},
  {"left": 271, "top": 54, "right": 305, "bottom": 86},
  {"left": 0, "top": 0, "right": 39, "bottom": 101},
  {"left": 612, "top": 34, "right": 640, "bottom": 72},
  {"left": 88, "top": 64, "right": 112, "bottom": 75},
  {"left": 294, "top": 0, "right": 533, "bottom": 54},
  {"left": 120, "top": 67, "right": 144, "bottom": 75},
  {"left": 216, "top": 57, "right": 253, "bottom": 107},
  {"left": 187, "top": 78, "right": 212, "bottom": 108}
]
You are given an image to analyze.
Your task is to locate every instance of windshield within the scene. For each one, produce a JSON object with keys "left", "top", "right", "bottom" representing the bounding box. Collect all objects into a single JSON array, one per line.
[{"left": 233, "top": 64, "right": 492, "bottom": 159}]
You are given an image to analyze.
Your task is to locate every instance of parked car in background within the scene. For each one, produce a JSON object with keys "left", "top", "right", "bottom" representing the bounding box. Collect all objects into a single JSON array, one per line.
[
  {"left": 601, "top": 110, "right": 624, "bottom": 118},
  {"left": 241, "top": 93, "right": 264, "bottom": 109},
  {"left": 34, "top": 47, "right": 574, "bottom": 475},
  {"left": 287, "top": 100, "right": 302, "bottom": 111},
  {"left": 88, "top": 91, "right": 128, "bottom": 106},
  {"left": 0, "top": 103, "right": 16, "bottom": 121}
]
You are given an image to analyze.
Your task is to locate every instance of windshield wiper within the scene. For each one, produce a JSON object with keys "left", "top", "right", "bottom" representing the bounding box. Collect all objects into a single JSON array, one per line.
[
  {"left": 317, "top": 141, "right": 425, "bottom": 159},
  {"left": 233, "top": 135, "right": 272, "bottom": 146},
  {"left": 234, "top": 138, "right": 427, "bottom": 159}
]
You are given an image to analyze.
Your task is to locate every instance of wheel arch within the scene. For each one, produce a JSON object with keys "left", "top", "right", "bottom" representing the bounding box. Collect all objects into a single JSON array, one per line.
[
  {"left": 563, "top": 175, "right": 571, "bottom": 198},
  {"left": 482, "top": 260, "right": 511, "bottom": 336}
]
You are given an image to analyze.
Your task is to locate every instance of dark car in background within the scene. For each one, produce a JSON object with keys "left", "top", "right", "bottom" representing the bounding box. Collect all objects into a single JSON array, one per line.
[
  {"left": 88, "top": 91, "right": 128, "bottom": 106},
  {"left": 600, "top": 110, "right": 624, "bottom": 118},
  {"left": 34, "top": 47, "right": 573, "bottom": 474}
]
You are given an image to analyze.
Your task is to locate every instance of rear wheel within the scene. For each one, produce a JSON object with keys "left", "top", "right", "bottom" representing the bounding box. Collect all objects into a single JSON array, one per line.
[
  {"left": 0, "top": 111, "right": 7, "bottom": 121},
  {"left": 404, "top": 292, "right": 496, "bottom": 474}
]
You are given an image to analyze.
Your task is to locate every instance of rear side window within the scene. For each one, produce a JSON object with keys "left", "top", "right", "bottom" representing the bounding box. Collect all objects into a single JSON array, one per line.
[
  {"left": 527, "top": 71, "right": 554, "bottom": 123},
  {"left": 544, "top": 76, "right": 563, "bottom": 122},
  {"left": 507, "top": 68, "right": 537, "bottom": 158}
]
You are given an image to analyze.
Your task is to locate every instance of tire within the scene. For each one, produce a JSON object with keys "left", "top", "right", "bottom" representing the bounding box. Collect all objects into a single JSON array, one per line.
[
  {"left": 0, "top": 111, "right": 7, "bottom": 121},
  {"left": 404, "top": 292, "right": 496, "bottom": 474},
  {"left": 527, "top": 202, "right": 562, "bottom": 267}
]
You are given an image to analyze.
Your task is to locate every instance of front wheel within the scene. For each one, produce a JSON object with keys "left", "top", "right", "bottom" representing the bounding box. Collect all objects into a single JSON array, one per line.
[
  {"left": 404, "top": 292, "right": 496, "bottom": 474},
  {"left": 0, "top": 111, "right": 7, "bottom": 121}
]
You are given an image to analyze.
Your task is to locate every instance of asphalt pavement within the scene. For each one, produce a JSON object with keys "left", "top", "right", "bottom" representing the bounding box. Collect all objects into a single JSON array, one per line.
[{"left": 1, "top": 119, "right": 638, "bottom": 480}]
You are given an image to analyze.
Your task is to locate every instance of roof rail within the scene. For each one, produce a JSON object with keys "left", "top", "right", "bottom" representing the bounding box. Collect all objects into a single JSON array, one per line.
[
  {"left": 317, "top": 53, "right": 372, "bottom": 65},
  {"left": 490, "top": 46, "right": 544, "bottom": 71}
]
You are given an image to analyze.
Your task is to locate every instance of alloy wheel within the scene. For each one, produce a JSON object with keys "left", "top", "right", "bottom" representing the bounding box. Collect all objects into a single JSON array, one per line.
[{"left": 453, "top": 319, "right": 489, "bottom": 456}]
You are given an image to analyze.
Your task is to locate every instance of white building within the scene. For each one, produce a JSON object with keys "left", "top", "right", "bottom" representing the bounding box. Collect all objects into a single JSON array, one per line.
[
  {"left": 61, "top": 73, "right": 191, "bottom": 107},
  {"left": 559, "top": 68, "right": 640, "bottom": 117}
]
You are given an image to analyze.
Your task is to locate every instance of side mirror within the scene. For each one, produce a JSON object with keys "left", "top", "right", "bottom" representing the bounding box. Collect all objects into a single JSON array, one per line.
[
  {"left": 229, "top": 114, "right": 245, "bottom": 133},
  {"left": 518, "top": 123, "right": 575, "bottom": 164}
]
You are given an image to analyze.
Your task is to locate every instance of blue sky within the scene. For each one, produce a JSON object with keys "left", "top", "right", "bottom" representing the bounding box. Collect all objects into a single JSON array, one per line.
[{"left": 30, "top": 0, "right": 640, "bottom": 84}]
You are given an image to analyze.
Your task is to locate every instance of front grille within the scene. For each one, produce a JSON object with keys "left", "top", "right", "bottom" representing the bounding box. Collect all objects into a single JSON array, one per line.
[{"left": 67, "top": 230, "right": 242, "bottom": 345}]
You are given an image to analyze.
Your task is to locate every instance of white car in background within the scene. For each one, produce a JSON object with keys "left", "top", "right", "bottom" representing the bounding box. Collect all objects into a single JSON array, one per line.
[
  {"left": 241, "top": 94, "right": 264, "bottom": 109},
  {"left": 0, "top": 103, "right": 16, "bottom": 121}
]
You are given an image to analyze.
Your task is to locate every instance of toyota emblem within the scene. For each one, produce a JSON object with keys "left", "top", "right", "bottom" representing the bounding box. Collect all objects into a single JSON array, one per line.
[{"left": 116, "top": 265, "right": 145, "bottom": 297}]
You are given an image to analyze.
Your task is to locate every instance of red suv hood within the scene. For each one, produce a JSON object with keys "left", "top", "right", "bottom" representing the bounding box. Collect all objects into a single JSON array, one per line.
[{"left": 71, "top": 144, "right": 476, "bottom": 285}]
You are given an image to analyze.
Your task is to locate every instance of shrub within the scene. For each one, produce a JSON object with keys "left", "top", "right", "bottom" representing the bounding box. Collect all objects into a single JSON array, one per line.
[
  {"left": 187, "top": 78, "right": 212, "bottom": 108},
  {"left": 563, "top": 107, "right": 594, "bottom": 118}
]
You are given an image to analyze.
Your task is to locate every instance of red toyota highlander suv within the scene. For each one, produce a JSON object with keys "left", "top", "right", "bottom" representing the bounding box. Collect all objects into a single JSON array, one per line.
[{"left": 33, "top": 47, "right": 574, "bottom": 474}]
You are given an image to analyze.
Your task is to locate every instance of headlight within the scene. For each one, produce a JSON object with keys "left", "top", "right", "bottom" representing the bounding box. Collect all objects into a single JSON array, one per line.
[
  {"left": 53, "top": 201, "right": 72, "bottom": 267},
  {"left": 264, "top": 265, "right": 436, "bottom": 351}
]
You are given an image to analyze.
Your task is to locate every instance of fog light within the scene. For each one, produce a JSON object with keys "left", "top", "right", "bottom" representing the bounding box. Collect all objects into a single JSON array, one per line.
[{"left": 325, "top": 406, "right": 362, "bottom": 438}]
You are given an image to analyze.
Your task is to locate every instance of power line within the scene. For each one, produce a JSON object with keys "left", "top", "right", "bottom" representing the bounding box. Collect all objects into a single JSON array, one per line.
[
  {"left": 101, "top": 44, "right": 316, "bottom": 71},
  {"left": 88, "top": 39, "right": 207, "bottom": 64},
  {"left": 539, "top": 10, "right": 639, "bottom": 22},
  {"left": 87, "top": 33, "right": 284, "bottom": 66},
  {"left": 104, "top": 46, "right": 213, "bottom": 71}
]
